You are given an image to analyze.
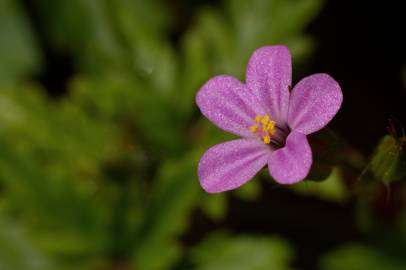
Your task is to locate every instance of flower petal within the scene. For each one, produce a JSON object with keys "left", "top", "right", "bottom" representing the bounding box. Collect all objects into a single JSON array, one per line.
[
  {"left": 196, "top": 75, "right": 266, "bottom": 138},
  {"left": 288, "top": 73, "right": 343, "bottom": 135},
  {"left": 198, "top": 139, "right": 271, "bottom": 193},
  {"left": 268, "top": 131, "right": 312, "bottom": 184},
  {"left": 246, "top": 45, "right": 292, "bottom": 124}
]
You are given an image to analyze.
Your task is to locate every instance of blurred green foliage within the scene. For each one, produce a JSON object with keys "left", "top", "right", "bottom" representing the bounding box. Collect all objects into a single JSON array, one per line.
[
  {"left": 0, "top": 0, "right": 42, "bottom": 83},
  {"left": 0, "top": 0, "right": 405, "bottom": 269},
  {"left": 0, "top": 220, "right": 53, "bottom": 270},
  {"left": 320, "top": 243, "right": 406, "bottom": 270},
  {"left": 291, "top": 167, "right": 348, "bottom": 202},
  {"left": 370, "top": 135, "right": 406, "bottom": 184},
  {"left": 191, "top": 233, "right": 293, "bottom": 270}
]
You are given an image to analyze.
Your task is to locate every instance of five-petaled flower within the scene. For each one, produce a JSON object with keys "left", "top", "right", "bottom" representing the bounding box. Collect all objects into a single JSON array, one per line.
[{"left": 196, "top": 45, "right": 343, "bottom": 193}]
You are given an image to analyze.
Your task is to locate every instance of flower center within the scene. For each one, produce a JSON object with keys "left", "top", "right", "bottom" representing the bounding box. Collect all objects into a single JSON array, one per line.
[{"left": 249, "top": 114, "right": 277, "bottom": 144}]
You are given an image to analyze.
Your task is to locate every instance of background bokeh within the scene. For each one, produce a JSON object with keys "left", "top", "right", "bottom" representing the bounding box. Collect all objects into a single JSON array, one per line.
[{"left": 0, "top": 0, "right": 405, "bottom": 269}]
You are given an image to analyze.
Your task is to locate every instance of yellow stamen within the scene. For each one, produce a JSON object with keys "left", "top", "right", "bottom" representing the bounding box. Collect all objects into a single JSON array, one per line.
[
  {"left": 249, "top": 125, "right": 258, "bottom": 133},
  {"left": 268, "top": 121, "right": 276, "bottom": 130},
  {"left": 250, "top": 114, "right": 277, "bottom": 145},
  {"left": 262, "top": 120, "right": 276, "bottom": 132},
  {"left": 261, "top": 115, "right": 270, "bottom": 125},
  {"left": 269, "top": 122, "right": 276, "bottom": 132},
  {"left": 255, "top": 115, "right": 261, "bottom": 123}
]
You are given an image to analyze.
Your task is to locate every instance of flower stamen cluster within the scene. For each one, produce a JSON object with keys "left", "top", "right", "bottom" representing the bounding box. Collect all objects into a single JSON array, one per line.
[{"left": 249, "top": 114, "right": 276, "bottom": 144}]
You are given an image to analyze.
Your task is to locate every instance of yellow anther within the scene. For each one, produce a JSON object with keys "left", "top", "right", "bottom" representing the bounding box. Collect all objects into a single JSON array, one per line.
[
  {"left": 249, "top": 125, "right": 258, "bottom": 133},
  {"left": 268, "top": 121, "right": 276, "bottom": 129},
  {"left": 261, "top": 115, "right": 270, "bottom": 125},
  {"left": 263, "top": 135, "right": 271, "bottom": 144},
  {"left": 262, "top": 121, "right": 275, "bottom": 132},
  {"left": 255, "top": 115, "right": 261, "bottom": 123}
]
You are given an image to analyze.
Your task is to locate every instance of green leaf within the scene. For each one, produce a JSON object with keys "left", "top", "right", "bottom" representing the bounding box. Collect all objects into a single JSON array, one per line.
[
  {"left": 110, "top": 0, "right": 177, "bottom": 95},
  {"left": 320, "top": 244, "right": 406, "bottom": 270},
  {"left": 291, "top": 167, "right": 348, "bottom": 202},
  {"left": 191, "top": 232, "right": 294, "bottom": 270},
  {"left": 33, "top": 0, "right": 124, "bottom": 72},
  {"left": 0, "top": 85, "right": 117, "bottom": 180},
  {"left": 370, "top": 135, "right": 406, "bottom": 184},
  {"left": 234, "top": 179, "right": 262, "bottom": 201},
  {"left": 71, "top": 76, "right": 184, "bottom": 156},
  {"left": 227, "top": 0, "right": 323, "bottom": 65},
  {"left": 201, "top": 193, "right": 228, "bottom": 221},
  {"left": 0, "top": 143, "right": 108, "bottom": 255},
  {"left": 0, "top": 219, "right": 53, "bottom": 270},
  {"left": 132, "top": 154, "right": 201, "bottom": 270},
  {"left": 176, "top": 27, "right": 212, "bottom": 116},
  {"left": 0, "top": 0, "right": 42, "bottom": 83}
]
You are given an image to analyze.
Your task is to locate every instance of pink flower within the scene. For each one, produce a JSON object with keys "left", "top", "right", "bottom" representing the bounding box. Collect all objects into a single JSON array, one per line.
[{"left": 196, "top": 45, "right": 343, "bottom": 193}]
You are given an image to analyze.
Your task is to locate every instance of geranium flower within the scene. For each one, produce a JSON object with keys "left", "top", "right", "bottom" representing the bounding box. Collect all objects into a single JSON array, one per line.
[{"left": 196, "top": 45, "right": 343, "bottom": 193}]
